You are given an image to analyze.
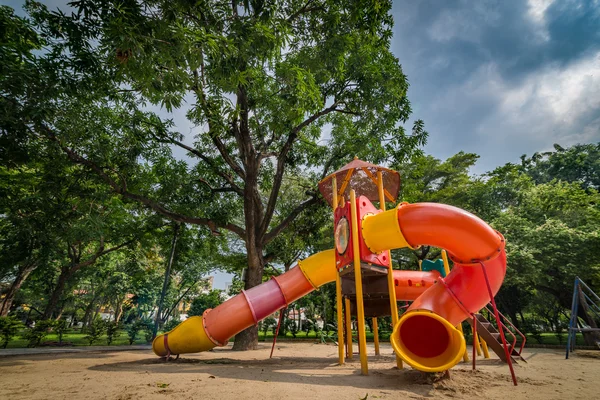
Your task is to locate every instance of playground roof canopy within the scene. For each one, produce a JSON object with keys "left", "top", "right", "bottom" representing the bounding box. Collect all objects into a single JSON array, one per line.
[{"left": 318, "top": 158, "right": 400, "bottom": 207}]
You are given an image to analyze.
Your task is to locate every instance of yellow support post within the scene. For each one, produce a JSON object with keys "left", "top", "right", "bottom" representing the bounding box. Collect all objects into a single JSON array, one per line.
[
  {"left": 350, "top": 189, "right": 368, "bottom": 375},
  {"left": 378, "top": 171, "right": 402, "bottom": 369},
  {"left": 441, "top": 250, "right": 469, "bottom": 362},
  {"left": 441, "top": 250, "right": 451, "bottom": 276},
  {"left": 332, "top": 177, "right": 345, "bottom": 366},
  {"left": 481, "top": 338, "right": 490, "bottom": 359},
  {"left": 473, "top": 329, "right": 483, "bottom": 357},
  {"left": 418, "top": 259, "right": 422, "bottom": 271},
  {"left": 345, "top": 297, "right": 353, "bottom": 360},
  {"left": 373, "top": 318, "right": 380, "bottom": 355}
]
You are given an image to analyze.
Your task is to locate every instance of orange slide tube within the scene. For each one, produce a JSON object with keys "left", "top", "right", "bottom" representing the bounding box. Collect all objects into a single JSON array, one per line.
[
  {"left": 153, "top": 250, "right": 336, "bottom": 357},
  {"left": 362, "top": 202, "right": 506, "bottom": 372}
]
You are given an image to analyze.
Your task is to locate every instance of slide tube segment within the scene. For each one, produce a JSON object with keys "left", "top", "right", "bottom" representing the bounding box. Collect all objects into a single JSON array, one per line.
[
  {"left": 362, "top": 202, "right": 506, "bottom": 372},
  {"left": 153, "top": 249, "right": 336, "bottom": 357}
]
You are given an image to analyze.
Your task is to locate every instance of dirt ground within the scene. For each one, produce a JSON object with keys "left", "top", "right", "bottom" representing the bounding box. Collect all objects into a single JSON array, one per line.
[{"left": 0, "top": 342, "right": 598, "bottom": 400}]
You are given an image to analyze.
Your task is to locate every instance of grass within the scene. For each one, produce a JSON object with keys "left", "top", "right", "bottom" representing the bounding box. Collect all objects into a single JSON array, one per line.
[
  {"left": 1, "top": 329, "right": 589, "bottom": 349},
  {"left": 4, "top": 329, "right": 151, "bottom": 349}
]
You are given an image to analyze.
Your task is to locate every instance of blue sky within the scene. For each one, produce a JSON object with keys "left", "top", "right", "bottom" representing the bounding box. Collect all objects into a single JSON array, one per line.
[{"left": 6, "top": 0, "right": 600, "bottom": 287}]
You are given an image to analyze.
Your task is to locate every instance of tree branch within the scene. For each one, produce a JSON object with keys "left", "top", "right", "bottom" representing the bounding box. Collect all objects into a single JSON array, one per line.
[
  {"left": 264, "top": 194, "right": 321, "bottom": 244},
  {"left": 260, "top": 103, "right": 339, "bottom": 236},
  {"left": 147, "top": 129, "right": 244, "bottom": 197},
  {"left": 43, "top": 126, "right": 246, "bottom": 238}
]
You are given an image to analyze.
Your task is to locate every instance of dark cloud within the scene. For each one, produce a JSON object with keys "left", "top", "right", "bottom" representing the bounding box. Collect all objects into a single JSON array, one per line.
[{"left": 392, "top": 0, "right": 600, "bottom": 173}]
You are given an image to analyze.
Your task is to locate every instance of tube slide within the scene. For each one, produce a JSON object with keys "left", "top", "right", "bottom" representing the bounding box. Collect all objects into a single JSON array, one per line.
[
  {"left": 153, "top": 250, "right": 439, "bottom": 357},
  {"left": 154, "top": 202, "right": 505, "bottom": 375},
  {"left": 153, "top": 249, "right": 336, "bottom": 356},
  {"left": 362, "top": 202, "right": 506, "bottom": 372}
]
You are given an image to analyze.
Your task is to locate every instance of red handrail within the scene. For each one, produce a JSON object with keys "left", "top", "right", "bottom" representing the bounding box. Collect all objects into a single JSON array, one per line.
[{"left": 484, "top": 305, "right": 526, "bottom": 355}]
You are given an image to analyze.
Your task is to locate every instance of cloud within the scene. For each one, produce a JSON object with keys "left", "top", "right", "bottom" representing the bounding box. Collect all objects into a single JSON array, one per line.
[{"left": 391, "top": 0, "right": 600, "bottom": 173}]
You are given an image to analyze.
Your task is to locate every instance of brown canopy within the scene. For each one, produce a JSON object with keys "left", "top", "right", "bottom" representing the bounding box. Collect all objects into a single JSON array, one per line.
[{"left": 318, "top": 158, "right": 400, "bottom": 207}]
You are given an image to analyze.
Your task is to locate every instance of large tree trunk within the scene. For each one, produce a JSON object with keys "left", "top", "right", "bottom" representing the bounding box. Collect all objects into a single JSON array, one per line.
[
  {"left": 232, "top": 240, "right": 265, "bottom": 350},
  {"left": 42, "top": 267, "right": 72, "bottom": 319},
  {"left": 0, "top": 262, "right": 37, "bottom": 316}
]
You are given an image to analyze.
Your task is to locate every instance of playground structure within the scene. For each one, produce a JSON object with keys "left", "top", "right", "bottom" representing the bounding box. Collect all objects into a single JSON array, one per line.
[
  {"left": 153, "top": 158, "right": 519, "bottom": 385},
  {"left": 566, "top": 277, "right": 600, "bottom": 358}
]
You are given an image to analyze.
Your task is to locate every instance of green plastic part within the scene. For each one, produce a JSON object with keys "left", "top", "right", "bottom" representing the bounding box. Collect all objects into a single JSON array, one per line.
[{"left": 421, "top": 259, "right": 447, "bottom": 278}]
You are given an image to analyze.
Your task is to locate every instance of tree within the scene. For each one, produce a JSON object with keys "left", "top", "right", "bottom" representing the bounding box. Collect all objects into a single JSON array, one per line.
[
  {"left": 3, "top": 1, "right": 427, "bottom": 349},
  {"left": 520, "top": 143, "right": 600, "bottom": 190},
  {"left": 188, "top": 290, "right": 225, "bottom": 317}
]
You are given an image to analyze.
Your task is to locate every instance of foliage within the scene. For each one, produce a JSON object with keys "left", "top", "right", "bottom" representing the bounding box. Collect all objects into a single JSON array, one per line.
[
  {"left": 22, "top": 319, "right": 54, "bottom": 347},
  {"left": 302, "top": 319, "right": 313, "bottom": 337},
  {"left": 85, "top": 318, "right": 106, "bottom": 346},
  {"left": 125, "top": 321, "right": 143, "bottom": 345},
  {"left": 54, "top": 319, "right": 69, "bottom": 344},
  {"left": 0, "top": 316, "right": 23, "bottom": 349},
  {"left": 106, "top": 322, "right": 122, "bottom": 345},
  {"left": 187, "top": 290, "right": 225, "bottom": 317},
  {"left": 141, "top": 318, "right": 155, "bottom": 343},
  {"left": 260, "top": 316, "right": 277, "bottom": 336},
  {"left": 285, "top": 318, "right": 298, "bottom": 338},
  {"left": 162, "top": 318, "right": 181, "bottom": 333}
]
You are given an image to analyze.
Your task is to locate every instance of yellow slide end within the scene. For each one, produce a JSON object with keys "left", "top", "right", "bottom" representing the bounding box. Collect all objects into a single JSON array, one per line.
[
  {"left": 390, "top": 311, "right": 466, "bottom": 372},
  {"left": 152, "top": 316, "right": 216, "bottom": 356}
]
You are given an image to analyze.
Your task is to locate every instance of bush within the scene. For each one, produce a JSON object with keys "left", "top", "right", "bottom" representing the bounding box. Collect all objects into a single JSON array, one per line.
[
  {"left": 106, "top": 321, "right": 122, "bottom": 345},
  {"left": 261, "top": 316, "right": 276, "bottom": 336},
  {"left": 303, "top": 319, "right": 314, "bottom": 337},
  {"left": 125, "top": 320, "right": 142, "bottom": 345},
  {"left": 162, "top": 318, "right": 181, "bottom": 333},
  {"left": 187, "top": 290, "right": 224, "bottom": 317},
  {"left": 285, "top": 319, "right": 298, "bottom": 338},
  {"left": 522, "top": 320, "right": 544, "bottom": 344},
  {"left": 0, "top": 316, "right": 23, "bottom": 348},
  {"left": 23, "top": 319, "right": 54, "bottom": 347},
  {"left": 54, "top": 319, "right": 69, "bottom": 344},
  {"left": 140, "top": 318, "right": 155, "bottom": 343},
  {"left": 85, "top": 318, "right": 106, "bottom": 345}
]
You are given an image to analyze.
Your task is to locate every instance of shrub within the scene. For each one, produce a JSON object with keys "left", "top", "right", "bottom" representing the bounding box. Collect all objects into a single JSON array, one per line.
[
  {"left": 285, "top": 319, "right": 298, "bottom": 338},
  {"left": 0, "top": 316, "right": 23, "bottom": 349},
  {"left": 125, "top": 320, "right": 142, "bottom": 345},
  {"left": 85, "top": 318, "right": 106, "bottom": 345},
  {"left": 162, "top": 318, "right": 181, "bottom": 333},
  {"left": 106, "top": 321, "right": 122, "bottom": 345},
  {"left": 303, "top": 319, "right": 314, "bottom": 337},
  {"left": 139, "top": 318, "right": 154, "bottom": 343},
  {"left": 23, "top": 319, "right": 54, "bottom": 347},
  {"left": 261, "top": 316, "right": 276, "bottom": 336},
  {"left": 522, "top": 320, "right": 544, "bottom": 344},
  {"left": 54, "top": 319, "right": 69, "bottom": 344},
  {"left": 187, "top": 290, "right": 224, "bottom": 317}
]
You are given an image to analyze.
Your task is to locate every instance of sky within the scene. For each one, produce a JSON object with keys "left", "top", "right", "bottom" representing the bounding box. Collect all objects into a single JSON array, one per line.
[
  {"left": 391, "top": 0, "right": 600, "bottom": 173},
  {"left": 6, "top": 0, "right": 600, "bottom": 287}
]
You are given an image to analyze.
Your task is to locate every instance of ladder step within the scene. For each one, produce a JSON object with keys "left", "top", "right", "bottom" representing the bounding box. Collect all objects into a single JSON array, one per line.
[{"left": 491, "top": 333, "right": 501, "bottom": 341}]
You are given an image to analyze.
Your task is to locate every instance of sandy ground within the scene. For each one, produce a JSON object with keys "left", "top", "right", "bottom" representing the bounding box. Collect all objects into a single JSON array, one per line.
[{"left": 0, "top": 342, "right": 598, "bottom": 400}]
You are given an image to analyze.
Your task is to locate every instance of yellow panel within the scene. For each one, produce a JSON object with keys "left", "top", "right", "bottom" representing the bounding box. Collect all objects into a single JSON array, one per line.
[
  {"left": 297, "top": 249, "right": 337, "bottom": 288},
  {"left": 362, "top": 208, "right": 412, "bottom": 253}
]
